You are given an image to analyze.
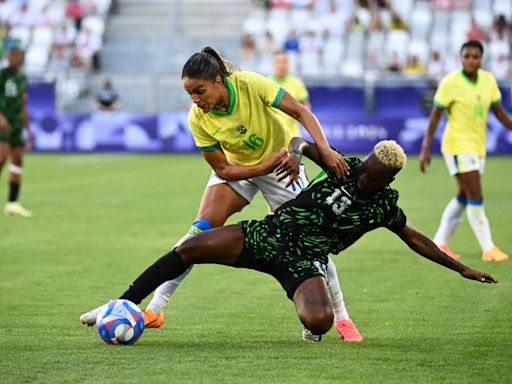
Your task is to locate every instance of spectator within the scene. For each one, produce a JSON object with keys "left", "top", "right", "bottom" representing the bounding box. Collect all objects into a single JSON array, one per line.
[
  {"left": 347, "top": 14, "right": 365, "bottom": 32},
  {"left": 367, "top": 11, "right": 384, "bottom": 32},
  {"left": 403, "top": 54, "right": 426, "bottom": 76},
  {"left": 66, "top": 0, "right": 85, "bottom": 32},
  {"left": 33, "top": 5, "right": 54, "bottom": 28},
  {"left": 72, "top": 27, "right": 102, "bottom": 71},
  {"left": 240, "top": 33, "right": 257, "bottom": 71},
  {"left": 466, "top": 17, "right": 486, "bottom": 42},
  {"left": 299, "top": 30, "right": 322, "bottom": 58},
  {"left": 47, "top": 45, "right": 71, "bottom": 79},
  {"left": 385, "top": 51, "right": 402, "bottom": 73},
  {"left": 427, "top": 50, "right": 446, "bottom": 79},
  {"left": 365, "top": 49, "right": 382, "bottom": 76},
  {"left": 389, "top": 10, "right": 408, "bottom": 30},
  {"left": 7, "top": 3, "right": 32, "bottom": 28},
  {"left": 490, "top": 53, "right": 511, "bottom": 80},
  {"left": 93, "top": 78, "right": 120, "bottom": 111},
  {"left": 490, "top": 15, "right": 510, "bottom": 42},
  {"left": 283, "top": 29, "right": 300, "bottom": 53},
  {"left": 269, "top": 0, "right": 293, "bottom": 11},
  {"left": 53, "top": 24, "right": 75, "bottom": 52},
  {"left": 256, "top": 31, "right": 279, "bottom": 74}
]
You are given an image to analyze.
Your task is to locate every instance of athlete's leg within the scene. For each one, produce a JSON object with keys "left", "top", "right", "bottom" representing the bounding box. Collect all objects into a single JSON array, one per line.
[
  {"left": 456, "top": 171, "right": 506, "bottom": 261},
  {"left": 433, "top": 154, "right": 470, "bottom": 259},
  {"left": 119, "top": 225, "right": 245, "bottom": 306},
  {"left": 433, "top": 191, "right": 467, "bottom": 259},
  {"left": 0, "top": 142, "right": 8, "bottom": 177},
  {"left": 456, "top": 171, "right": 491, "bottom": 250},
  {"left": 292, "top": 276, "right": 333, "bottom": 336},
  {"left": 81, "top": 182, "right": 250, "bottom": 326},
  {"left": 145, "top": 183, "right": 249, "bottom": 314},
  {"left": 258, "top": 168, "right": 359, "bottom": 340},
  {"left": 3, "top": 145, "right": 32, "bottom": 217},
  {"left": 8, "top": 145, "right": 23, "bottom": 201}
]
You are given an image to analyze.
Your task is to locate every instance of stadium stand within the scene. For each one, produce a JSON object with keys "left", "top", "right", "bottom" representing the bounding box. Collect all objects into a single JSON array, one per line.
[
  {"left": 2, "top": 0, "right": 510, "bottom": 113},
  {"left": 242, "top": 0, "right": 511, "bottom": 80}
]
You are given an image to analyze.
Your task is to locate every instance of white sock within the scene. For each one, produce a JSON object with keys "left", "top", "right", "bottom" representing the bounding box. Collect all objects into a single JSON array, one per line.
[
  {"left": 146, "top": 229, "right": 201, "bottom": 314},
  {"left": 326, "top": 257, "right": 350, "bottom": 321},
  {"left": 433, "top": 197, "right": 466, "bottom": 246},
  {"left": 466, "top": 202, "right": 495, "bottom": 252}
]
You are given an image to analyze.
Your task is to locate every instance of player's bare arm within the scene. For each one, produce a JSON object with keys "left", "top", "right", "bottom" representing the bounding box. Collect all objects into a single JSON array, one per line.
[
  {"left": 22, "top": 93, "right": 32, "bottom": 150},
  {"left": 419, "top": 106, "right": 443, "bottom": 173},
  {"left": 276, "top": 137, "right": 325, "bottom": 187},
  {"left": 277, "top": 92, "right": 349, "bottom": 178},
  {"left": 397, "top": 222, "right": 497, "bottom": 283},
  {"left": 491, "top": 103, "right": 512, "bottom": 130},
  {"left": 202, "top": 147, "right": 287, "bottom": 181}
]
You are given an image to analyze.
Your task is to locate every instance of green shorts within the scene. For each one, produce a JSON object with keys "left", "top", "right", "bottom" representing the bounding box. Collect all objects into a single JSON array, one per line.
[
  {"left": 0, "top": 126, "right": 24, "bottom": 147},
  {"left": 235, "top": 218, "right": 327, "bottom": 300}
]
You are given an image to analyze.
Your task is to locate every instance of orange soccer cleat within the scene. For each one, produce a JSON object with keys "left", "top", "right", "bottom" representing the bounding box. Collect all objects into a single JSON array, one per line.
[
  {"left": 335, "top": 319, "right": 363, "bottom": 342},
  {"left": 439, "top": 245, "right": 461, "bottom": 260},
  {"left": 143, "top": 308, "right": 165, "bottom": 329},
  {"left": 482, "top": 247, "right": 509, "bottom": 262}
]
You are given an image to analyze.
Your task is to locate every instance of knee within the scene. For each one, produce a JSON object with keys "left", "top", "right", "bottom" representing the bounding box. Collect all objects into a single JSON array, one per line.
[
  {"left": 300, "top": 306, "right": 334, "bottom": 335},
  {"left": 175, "top": 239, "right": 195, "bottom": 262}
]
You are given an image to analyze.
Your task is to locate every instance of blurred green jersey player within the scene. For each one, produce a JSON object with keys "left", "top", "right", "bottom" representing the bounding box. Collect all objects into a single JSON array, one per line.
[{"left": 0, "top": 43, "right": 33, "bottom": 217}]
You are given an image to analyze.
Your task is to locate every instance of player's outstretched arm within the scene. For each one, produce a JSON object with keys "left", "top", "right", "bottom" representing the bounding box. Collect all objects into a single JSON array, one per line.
[{"left": 396, "top": 222, "right": 497, "bottom": 284}]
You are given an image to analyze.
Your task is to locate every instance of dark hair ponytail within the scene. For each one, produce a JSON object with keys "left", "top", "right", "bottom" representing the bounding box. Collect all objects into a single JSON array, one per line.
[{"left": 181, "top": 46, "right": 235, "bottom": 80}]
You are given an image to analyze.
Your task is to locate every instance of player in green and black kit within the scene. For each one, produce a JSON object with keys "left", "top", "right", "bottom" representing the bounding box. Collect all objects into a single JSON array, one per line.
[
  {"left": 0, "top": 45, "right": 33, "bottom": 217},
  {"left": 85, "top": 138, "right": 496, "bottom": 340}
]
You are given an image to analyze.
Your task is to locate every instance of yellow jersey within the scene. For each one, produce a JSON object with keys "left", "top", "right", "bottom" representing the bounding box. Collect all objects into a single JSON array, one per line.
[
  {"left": 434, "top": 69, "right": 502, "bottom": 156},
  {"left": 268, "top": 74, "right": 309, "bottom": 138},
  {"left": 188, "top": 70, "right": 292, "bottom": 166}
]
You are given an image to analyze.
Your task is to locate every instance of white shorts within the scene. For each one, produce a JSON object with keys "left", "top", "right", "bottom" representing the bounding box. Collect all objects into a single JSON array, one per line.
[
  {"left": 443, "top": 153, "right": 485, "bottom": 176},
  {"left": 206, "top": 164, "right": 309, "bottom": 211}
]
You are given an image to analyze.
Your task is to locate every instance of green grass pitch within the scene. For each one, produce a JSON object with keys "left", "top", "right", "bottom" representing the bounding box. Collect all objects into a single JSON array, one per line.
[{"left": 0, "top": 153, "right": 511, "bottom": 383}]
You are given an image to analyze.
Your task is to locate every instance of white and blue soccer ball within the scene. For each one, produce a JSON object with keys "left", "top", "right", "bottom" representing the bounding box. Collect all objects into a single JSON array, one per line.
[{"left": 96, "top": 299, "right": 144, "bottom": 345}]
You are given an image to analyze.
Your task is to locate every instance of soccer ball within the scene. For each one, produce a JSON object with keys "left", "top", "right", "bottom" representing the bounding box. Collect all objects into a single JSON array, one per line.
[{"left": 96, "top": 299, "right": 144, "bottom": 345}]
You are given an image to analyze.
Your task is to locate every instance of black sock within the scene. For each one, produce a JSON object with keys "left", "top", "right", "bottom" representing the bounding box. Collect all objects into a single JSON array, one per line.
[
  {"left": 120, "top": 249, "right": 189, "bottom": 305},
  {"left": 8, "top": 182, "right": 20, "bottom": 202}
]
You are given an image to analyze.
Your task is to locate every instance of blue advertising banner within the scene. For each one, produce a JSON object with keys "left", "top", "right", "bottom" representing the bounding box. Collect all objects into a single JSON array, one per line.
[{"left": 30, "top": 111, "right": 512, "bottom": 155}]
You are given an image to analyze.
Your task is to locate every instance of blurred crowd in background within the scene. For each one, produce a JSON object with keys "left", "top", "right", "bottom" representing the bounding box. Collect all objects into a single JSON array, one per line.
[
  {"left": 241, "top": 0, "right": 512, "bottom": 79},
  {"left": 0, "top": 0, "right": 111, "bottom": 78}
]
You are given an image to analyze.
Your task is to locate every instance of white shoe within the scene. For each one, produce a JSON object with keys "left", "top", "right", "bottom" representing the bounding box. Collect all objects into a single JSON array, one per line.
[
  {"left": 302, "top": 327, "right": 322, "bottom": 342},
  {"left": 80, "top": 304, "right": 105, "bottom": 326},
  {"left": 4, "top": 202, "right": 32, "bottom": 217}
]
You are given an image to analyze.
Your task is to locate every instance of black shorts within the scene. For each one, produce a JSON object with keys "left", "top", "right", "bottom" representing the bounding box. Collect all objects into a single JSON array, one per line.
[{"left": 235, "top": 219, "right": 327, "bottom": 300}]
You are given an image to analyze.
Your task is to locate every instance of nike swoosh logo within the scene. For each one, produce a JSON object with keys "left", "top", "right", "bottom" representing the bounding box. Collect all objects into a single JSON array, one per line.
[{"left": 212, "top": 128, "right": 221, "bottom": 137}]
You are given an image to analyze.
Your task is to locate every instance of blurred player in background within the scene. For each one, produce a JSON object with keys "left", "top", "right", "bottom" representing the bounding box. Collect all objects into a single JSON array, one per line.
[
  {"left": 81, "top": 46, "right": 363, "bottom": 342},
  {"left": 0, "top": 44, "right": 33, "bottom": 217},
  {"left": 268, "top": 50, "right": 310, "bottom": 138},
  {"left": 86, "top": 139, "right": 497, "bottom": 341},
  {"left": 420, "top": 40, "right": 512, "bottom": 262}
]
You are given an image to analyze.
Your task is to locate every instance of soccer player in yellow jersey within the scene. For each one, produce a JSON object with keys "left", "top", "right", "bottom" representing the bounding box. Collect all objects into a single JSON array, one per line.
[
  {"left": 80, "top": 47, "right": 363, "bottom": 342},
  {"left": 420, "top": 40, "right": 512, "bottom": 262},
  {"left": 268, "top": 50, "right": 310, "bottom": 138}
]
